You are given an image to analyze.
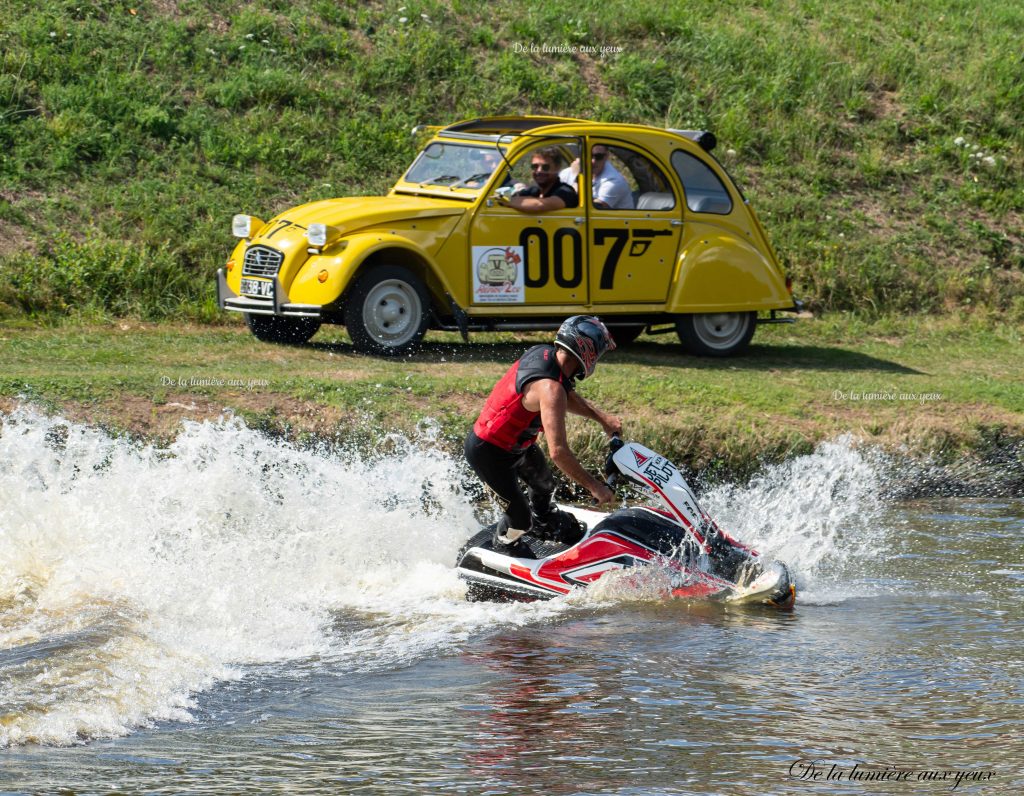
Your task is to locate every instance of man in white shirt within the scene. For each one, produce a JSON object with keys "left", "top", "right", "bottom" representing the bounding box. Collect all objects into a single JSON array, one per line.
[{"left": 560, "top": 145, "right": 634, "bottom": 210}]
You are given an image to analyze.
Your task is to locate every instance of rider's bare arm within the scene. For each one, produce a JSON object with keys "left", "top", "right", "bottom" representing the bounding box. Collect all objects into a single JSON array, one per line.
[
  {"left": 529, "top": 380, "right": 615, "bottom": 505},
  {"left": 566, "top": 391, "right": 623, "bottom": 437}
]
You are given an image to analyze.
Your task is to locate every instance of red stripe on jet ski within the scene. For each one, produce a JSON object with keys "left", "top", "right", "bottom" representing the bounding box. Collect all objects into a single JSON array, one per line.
[
  {"left": 670, "top": 582, "right": 728, "bottom": 599},
  {"left": 509, "top": 563, "right": 571, "bottom": 595},
  {"left": 537, "top": 535, "right": 654, "bottom": 585}
]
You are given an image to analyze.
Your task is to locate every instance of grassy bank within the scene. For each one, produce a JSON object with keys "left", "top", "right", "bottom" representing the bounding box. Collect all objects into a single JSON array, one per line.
[
  {"left": 3, "top": 315, "right": 1021, "bottom": 486},
  {"left": 1, "top": 0, "right": 1022, "bottom": 321}
]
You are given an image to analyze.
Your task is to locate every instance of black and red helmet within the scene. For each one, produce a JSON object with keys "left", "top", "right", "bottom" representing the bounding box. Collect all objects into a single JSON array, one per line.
[{"left": 554, "top": 315, "right": 616, "bottom": 380}]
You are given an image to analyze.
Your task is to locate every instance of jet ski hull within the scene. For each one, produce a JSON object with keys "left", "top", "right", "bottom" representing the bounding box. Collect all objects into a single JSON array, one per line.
[
  {"left": 457, "top": 440, "right": 796, "bottom": 609},
  {"left": 456, "top": 509, "right": 795, "bottom": 608}
]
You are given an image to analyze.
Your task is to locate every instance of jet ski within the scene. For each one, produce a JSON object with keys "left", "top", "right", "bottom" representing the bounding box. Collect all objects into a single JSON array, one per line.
[{"left": 456, "top": 438, "right": 795, "bottom": 608}]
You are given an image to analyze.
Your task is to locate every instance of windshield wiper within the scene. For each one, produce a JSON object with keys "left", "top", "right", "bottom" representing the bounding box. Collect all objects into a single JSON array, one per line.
[
  {"left": 417, "top": 175, "right": 461, "bottom": 186},
  {"left": 449, "top": 172, "right": 493, "bottom": 189}
]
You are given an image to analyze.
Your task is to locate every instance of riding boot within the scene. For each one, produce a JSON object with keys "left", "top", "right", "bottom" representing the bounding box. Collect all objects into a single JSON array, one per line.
[
  {"left": 531, "top": 507, "right": 586, "bottom": 546},
  {"left": 491, "top": 518, "right": 535, "bottom": 558}
]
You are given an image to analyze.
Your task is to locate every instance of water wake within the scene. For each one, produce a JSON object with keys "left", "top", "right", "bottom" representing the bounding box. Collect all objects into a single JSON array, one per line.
[
  {"left": 702, "top": 436, "right": 890, "bottom": 601},
  {"left": 1, "top": 409, "right": 890, "bottom": 745}
]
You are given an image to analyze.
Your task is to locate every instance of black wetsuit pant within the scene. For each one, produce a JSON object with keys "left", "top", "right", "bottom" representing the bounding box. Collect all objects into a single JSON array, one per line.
[{"left": 464, "top": 430, "right": 555, "bottom": 534}]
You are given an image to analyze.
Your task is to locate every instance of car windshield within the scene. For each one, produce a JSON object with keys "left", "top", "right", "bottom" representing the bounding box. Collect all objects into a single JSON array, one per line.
[{"left": 401, "top": 142, "right": 506, "bottom": 191}]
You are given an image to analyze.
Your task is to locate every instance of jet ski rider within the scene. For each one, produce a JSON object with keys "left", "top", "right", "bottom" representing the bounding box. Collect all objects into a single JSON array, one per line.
[{"left": 464, "top": 315, "right": 623, "bottom": 554}]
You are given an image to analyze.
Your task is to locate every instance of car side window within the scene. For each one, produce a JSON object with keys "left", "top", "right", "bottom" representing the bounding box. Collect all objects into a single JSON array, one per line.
[
  {"left": 670, "top": 150, "right": 733, "bottom": 214},
  {"left": 508, "top": 141, "right": 581, "bottom": 194},
  {"left": 592, "top": 146, "right": 676, "bottom": 212}
]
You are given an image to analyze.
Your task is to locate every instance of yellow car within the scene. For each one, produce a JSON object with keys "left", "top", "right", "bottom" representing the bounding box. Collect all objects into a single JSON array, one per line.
[{"left": 218, "top": 116, "right": 798, "bottom": 356}]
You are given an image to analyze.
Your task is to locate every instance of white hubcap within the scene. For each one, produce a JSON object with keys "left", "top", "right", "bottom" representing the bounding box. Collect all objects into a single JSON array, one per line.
[
  {"left": 692, "top": 313, "right": 749, "bottom": 350},
  {"left": 363, "top": 280, "right": 422, "bottom": 345}
]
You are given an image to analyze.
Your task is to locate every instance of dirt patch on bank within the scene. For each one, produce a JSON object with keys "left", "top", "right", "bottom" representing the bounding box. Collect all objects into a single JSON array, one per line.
[
  {"left": 3, "top": 392, "right": 1021, "bottom": 491},
  {"left": 0, "top": 393, "right": 362, "bottom": 444}
]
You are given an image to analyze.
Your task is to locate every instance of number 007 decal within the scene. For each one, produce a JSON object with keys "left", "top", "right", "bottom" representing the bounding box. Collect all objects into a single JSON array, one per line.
[
  {"left": 595, "top": 228, "right": 674, "bottom": 289},
  {"left": 519, "top": 227, "right": 583, "bottom": 288},
  {"left": 515, "top": 227, "right": 674, "bottom": 290}
]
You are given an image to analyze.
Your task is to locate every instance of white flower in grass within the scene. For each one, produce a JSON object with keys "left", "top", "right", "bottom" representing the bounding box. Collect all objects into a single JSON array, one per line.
[{"left": 954, "top": 136, "right": 966, "bottom": 147}]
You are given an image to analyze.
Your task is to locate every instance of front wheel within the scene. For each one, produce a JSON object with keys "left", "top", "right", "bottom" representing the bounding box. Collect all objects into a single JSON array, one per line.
[
  {"left": 345, "top": 265, "right": 431, "bottom": 355},
  {"left": 245, "top": 314, "right": 321, "bottom": 344},
  {"left": 676, "top": 312, "right": 756, "bottom": 357}
]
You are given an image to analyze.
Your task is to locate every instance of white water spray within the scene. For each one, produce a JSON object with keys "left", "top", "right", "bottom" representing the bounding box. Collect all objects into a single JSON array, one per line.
[
  {"left": 0, "top": 409, "right": 890, "bottom": 745},
  {"left": 703, "top": 435, "right": 890, "bottom": 602}
]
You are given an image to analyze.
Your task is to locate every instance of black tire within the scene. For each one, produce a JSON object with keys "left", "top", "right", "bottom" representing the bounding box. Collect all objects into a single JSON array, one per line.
[
  {"left": 345, "top": 265, "right": 431, "bottom": 355},
  {"left": 607, "top": 325, "right": 645, "bottom": 346},
  {"left": 245, "top": 314, "right": 321, "bottom": 345},
  {"left": 675, "top": 312, "right": 756, "bottom": 357}
]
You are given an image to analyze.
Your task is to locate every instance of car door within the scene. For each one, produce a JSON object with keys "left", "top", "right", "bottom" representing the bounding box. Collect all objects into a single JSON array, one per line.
[
  {"left": 585, "top": 142, "right": 682, "bottom": 305},
  {"left": 469, "top": 139, "right": 589, "bottom": 307}
]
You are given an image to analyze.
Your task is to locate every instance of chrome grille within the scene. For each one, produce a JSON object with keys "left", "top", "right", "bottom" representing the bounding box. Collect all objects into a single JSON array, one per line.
[{"left": 242, "top": 245, "right": 284, "bottom": 277}]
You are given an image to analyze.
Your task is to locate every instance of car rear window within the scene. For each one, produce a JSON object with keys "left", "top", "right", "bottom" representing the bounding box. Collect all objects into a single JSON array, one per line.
[{"left": 670, "top": 151, "right": 733, "bottom": 215}]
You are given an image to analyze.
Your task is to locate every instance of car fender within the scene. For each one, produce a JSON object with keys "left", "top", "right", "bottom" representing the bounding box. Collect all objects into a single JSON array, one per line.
[
  {"left": 667, "top": 220, "right": 790, "bottom": 312},
  {"left": 223, "top": 239, "right": 249, "bottom": 297},
  {"left": 287, "top": 231, "right": 453, "bottom": 309}
]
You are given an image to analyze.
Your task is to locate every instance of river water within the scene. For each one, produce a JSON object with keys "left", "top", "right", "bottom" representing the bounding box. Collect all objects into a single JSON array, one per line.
[{"left": 0, "top": 409, "right": 1020, "bottom": 794}]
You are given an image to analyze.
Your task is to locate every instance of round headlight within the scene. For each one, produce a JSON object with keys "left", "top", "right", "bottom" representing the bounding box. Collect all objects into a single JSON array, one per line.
[
  {"left": 307, "top": 223, "right": 328, "bottom": 248},
  {"left": 232, "top": 214, "right": 253, "bottom": 238}
]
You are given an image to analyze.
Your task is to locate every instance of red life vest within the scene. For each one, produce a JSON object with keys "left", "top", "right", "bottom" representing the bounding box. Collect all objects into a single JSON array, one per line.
[{"left": 473, "top": 345, "right": 574, "bottom": 452}]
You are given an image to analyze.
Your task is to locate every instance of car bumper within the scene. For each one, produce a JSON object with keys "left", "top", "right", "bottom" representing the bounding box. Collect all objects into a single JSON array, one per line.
[
  {"left": 217, "top": 268, "right": 322, "bottom": 318},
  {"left": 755, "top": 298, "right": 803, "bottom": 325}
]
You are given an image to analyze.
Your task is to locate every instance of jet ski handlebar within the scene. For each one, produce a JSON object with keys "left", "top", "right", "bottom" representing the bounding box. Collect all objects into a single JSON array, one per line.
[{"left": 604, "top": 434, "right": 625, "bottom": 490}]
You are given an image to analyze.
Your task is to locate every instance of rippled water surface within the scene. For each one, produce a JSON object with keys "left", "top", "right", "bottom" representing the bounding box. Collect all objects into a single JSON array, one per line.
[{"left": 1, "top": 410, "right": 1021, "bottom": 794}]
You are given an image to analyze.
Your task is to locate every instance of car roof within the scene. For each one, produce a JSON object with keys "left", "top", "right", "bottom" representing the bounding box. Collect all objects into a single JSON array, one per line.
[{"left": 434, "top": 116, "right": 716, "bottom": 151}]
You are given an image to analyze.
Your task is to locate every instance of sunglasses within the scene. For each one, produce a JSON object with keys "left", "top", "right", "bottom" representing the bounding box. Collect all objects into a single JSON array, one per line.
[
  {"left": 592, "top": 152, "right": 608, "bottom": 160},
  {"left": 530, "top": 163, "right": 553, "bottom": 172}
]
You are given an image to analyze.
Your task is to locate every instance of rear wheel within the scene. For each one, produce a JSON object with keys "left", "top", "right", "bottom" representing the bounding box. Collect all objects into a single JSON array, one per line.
[
  {"left": 245, "top": 314, "right": 321, "bottom": 344},
  {"left": 346, "top": 265, "right": 431, "bottom": 355},
  {"left": 676, "top": 312, "right": 756, "bottom": 357},
  {"left": 607, "top": 325, "right": 645, "bottom": 346}
]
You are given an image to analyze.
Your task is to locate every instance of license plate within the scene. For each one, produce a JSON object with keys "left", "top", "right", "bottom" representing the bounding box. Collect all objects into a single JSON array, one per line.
[{"left": 240, "top": 277, "right": 274, "bottom": 298}]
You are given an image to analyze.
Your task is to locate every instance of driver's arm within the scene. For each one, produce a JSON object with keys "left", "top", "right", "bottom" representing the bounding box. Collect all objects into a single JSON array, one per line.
[
  {"left": 509, "top": 194, "right": 567, "bottom": 213},
  {"left": 532, "top": 380, "right": 614, "bottom": 505}
]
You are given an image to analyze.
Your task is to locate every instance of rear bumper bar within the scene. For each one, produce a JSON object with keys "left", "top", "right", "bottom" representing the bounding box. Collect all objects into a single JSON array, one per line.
[{"left": 756, "top": 299, "right": 804, "bottom": 325}]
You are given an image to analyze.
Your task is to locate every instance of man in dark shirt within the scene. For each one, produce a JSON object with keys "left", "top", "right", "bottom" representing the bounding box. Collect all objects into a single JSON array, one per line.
[{"left": 501, "top": 146, "right": 579, "bottom": 213}]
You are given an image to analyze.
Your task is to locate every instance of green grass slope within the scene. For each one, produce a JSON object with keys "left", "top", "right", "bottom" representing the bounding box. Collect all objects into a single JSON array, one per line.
[{"left": 1, "top": 0, "right": 1022, "bottom": 321}]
